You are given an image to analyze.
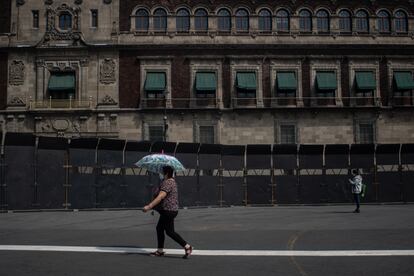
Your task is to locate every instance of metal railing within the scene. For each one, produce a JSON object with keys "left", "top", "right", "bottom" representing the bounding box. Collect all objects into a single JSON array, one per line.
[
  {"left": 141, "top": 98, "right": 220, "bottom": 109},
  {"left": 28, "top": 97, "right": 93, "bottom": 110}
]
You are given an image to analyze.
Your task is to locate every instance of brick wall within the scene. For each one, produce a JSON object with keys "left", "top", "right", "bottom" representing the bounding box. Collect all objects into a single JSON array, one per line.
[
  {"left": 380, "top": 58, "right": 389, "bottom": 106},
  {"left": 171, "top": 56, "right": 190, "bottom": 99},
  {"left": 301, "top": 58, "right": 310, "bottom": 106},
  {"left": 119, "top": 51, "right": 140, "bottom": 108},
  {"left": 0, "top": 52, "right": 7, "bottom": 110},
  {"left": 0, "top": 0, "right": 11, "bottom": 34},
  {"left": 341, "top": 57, "right": 350, "bottom": 106}
]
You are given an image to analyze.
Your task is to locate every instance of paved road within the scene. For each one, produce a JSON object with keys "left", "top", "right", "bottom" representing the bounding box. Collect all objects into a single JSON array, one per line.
[{"left": 1, "top": 205, "right": 414, "bottom": 276}]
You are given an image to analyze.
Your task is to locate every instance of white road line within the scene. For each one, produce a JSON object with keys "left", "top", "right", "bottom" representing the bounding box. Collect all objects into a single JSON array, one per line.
[{"left": 0, "top": 245, "right": 414, "bottom": 257}]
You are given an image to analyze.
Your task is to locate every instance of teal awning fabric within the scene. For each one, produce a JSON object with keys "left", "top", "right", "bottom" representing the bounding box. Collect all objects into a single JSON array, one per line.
[
  {"left": 277, "top": 72, "right": 297, "bottom": 90},
  {"left": 48, "top": 74, "right": 75, "bottom": 91},
  {"left": 394, "top": 71, "right": 414, "bottom": 90},
  {"left": 196, "top": 72, "right": 216, "bottom": 91},
  {"left": 145, "top": 72, "right": 166, "bottom": 91},
  {"left": 355, "top": 71, "right": 376, "bottom": 90},
  {"left": 316, "top": 71, "right": 337, "bottom": 90},
  {"left": 236, "top": 72, "right": 257, "bottom": 90}
]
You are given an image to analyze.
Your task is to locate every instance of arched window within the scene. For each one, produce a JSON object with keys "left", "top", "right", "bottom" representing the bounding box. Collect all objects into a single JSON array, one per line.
[
  {"left": 339, "top": 10, "right": 352, "bottom": 33},
  {"left": 59, "top": 12, "right": 72, "bottom": 30},
  {"left": 235, "top": 9, "right": 249, "bottom": 32},
  {"left": 316, "top": 10, "right": 330, "bottom": 32},
  {"left": 355, "top": 10, "right": 369, "bottom": 32},
  {"left": 394, "top": 10, "right": 408, "bottom": 33},
  {"left": 258, "top": 9, "right": 272, "bottom": 32},
  {"left": 153, "top": 8, "right": 167, "bottom": 32},
  {"left": 195, "top": 9, "right": 208, "bottom": 32},
  {"left": 217, "top": 9, "right": 231, "bottom": 32},
  {"left": 299, "top": 10, "right": 312, "bottom": 32},
  {"left": 176, "top": 8, "right": 190, "bottom": 32},
  {"left": 377, "top": 10, "right": 391, "bottom": 33},
  {"left": 135, "top": 9, "right": 149, "bottom": 31},
  {"left": 276, "top": 9, "right": 290, "bottom": 32}
]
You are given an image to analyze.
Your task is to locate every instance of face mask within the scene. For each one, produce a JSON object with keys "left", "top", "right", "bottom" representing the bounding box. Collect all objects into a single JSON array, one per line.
[{"left": 159, "top": 173, "right": 164, "bottom": 181}]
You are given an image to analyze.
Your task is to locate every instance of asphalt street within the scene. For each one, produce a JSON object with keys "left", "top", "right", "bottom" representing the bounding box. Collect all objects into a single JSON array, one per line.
[{"left": 0, "top": 205, "right": 414, "bottom": 276}]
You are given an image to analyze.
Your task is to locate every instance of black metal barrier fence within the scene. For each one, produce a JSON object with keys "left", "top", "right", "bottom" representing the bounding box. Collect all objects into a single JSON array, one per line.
[{"left": 0, "top": 133, "right": 413, "bottom": 210}]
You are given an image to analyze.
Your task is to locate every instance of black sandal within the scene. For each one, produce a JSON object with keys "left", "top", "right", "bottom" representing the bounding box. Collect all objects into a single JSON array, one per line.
[
  {"left": 183, "top": 245, "right": 193, "bottom": 259},
  {"left": 150, "top": 250, "right": 165, "bottom": 257}
]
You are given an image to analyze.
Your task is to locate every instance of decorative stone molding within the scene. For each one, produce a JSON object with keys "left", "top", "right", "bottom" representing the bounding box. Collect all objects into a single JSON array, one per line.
[
  {"left": 16, "top": 0, "right": 25, "bottom": 6},
  {"left": 42, "top": 4, "right": 84, "bottom": 45},
  {"left": 100, "top": 59, "right": 116, "bottom": 84},
  {"left": 99, "top": 95, "right": 118, "bottom": 105},
  {"left": 9, "top": 61, "right": 25, "bottom": 86},
  {"left": 74, "top": 0, "right": 82, "bottom": 5},
  {"left": 8, "top": 97, "right": 26, "bottom": 107},
  {"left": 103, "top": 0, "right": 112, "bottom": 4},
  {"left": 37, "top": 118, "right": 82, "bottom": 134},
  {"left": 45, "top": 0, "right": 53, "bottom": 5}
]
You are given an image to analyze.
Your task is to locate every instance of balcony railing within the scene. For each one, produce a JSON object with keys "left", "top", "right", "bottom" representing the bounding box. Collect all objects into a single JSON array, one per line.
[
  {"left": 391, "top": 96, "right": 414, "bottom": 107},
  {"left": 29, "top": 97, "right": 93, "bottom": 110},
  {"left": 141, "top": 98, "right": 220, "bottom": 109}
]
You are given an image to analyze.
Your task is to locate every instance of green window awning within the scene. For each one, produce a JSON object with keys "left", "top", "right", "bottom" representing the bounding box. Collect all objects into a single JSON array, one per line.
[
  {"left": 277, "top": 72, "right": 297, "bottom": 90},
  {"left": 196, "top": 72, "right": 216, "bottom": 91},
  {"left": 316, "top": 71, "right": 337, "bottom": 90},
  {"left": 145, "top": 72, "right": 166, "bottom": 91},
  {"left": 236, "top": 72, "right": 256, "bottom": 90},
  {"left": 48, "top": 74, "right": 75, "bottom": 91},
  {"left": 394, "top": 71, "right": 414, "bottom": 90},
  {"left": 355, "top": 71, "right": 376, "bottom": 90}
]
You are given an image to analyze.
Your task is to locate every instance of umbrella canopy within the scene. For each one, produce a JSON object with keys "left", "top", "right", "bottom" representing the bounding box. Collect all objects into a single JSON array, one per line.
[{"left": 135, "top": 153, "right": 185, "bottom": 173}]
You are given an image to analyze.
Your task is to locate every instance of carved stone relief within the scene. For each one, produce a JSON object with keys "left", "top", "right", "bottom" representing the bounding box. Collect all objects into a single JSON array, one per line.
[
  {"left": 9, "top": 61, "right": 25, "bottom": 85},
  {"left": 100, "top": 59, "right": 116, "bottom": 84},
  {"left": 100, "top": 95, "right": 117, "bottom": 105},
  {"left": 8, "top": 97, "right": 26, "bottom": 107}
]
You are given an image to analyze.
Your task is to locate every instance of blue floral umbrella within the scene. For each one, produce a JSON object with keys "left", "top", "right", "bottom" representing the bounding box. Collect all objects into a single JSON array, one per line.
[{"left": 135, "top": 153, "right": 185, "bottom": 173}]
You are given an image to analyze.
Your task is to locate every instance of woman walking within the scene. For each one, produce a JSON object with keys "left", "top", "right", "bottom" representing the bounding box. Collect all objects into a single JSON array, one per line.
[
  {"left": 143, "top": 166, "right": 193, "bottom": 258},
  {"left": 349, "top": 169, "right": 363, "bottom": 213}
]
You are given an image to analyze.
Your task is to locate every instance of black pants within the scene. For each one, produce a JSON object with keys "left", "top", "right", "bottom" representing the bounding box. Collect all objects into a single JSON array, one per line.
[
  {"left": 156, "top": 210, "right": 187, "bottom": 249},
  {"left": 353, "top": 193, "right": 360, "bottom": 210}
]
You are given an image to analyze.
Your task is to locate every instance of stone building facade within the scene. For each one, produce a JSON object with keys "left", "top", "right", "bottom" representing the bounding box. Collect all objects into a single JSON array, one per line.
[{"left": 0, "top": 0, "right": 414, "bottom": 145}]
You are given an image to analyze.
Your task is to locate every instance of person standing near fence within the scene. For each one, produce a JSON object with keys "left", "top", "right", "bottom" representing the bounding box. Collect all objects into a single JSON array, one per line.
[
  {"left": 143, "top": 166, "right": 193, "bottom": 258},
  {"left": 349, "top": 169, "right": 363, "bottom": 213}
]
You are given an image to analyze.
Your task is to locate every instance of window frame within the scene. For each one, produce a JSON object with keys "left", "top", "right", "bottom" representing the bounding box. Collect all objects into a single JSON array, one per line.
[
  {"left": 135, "top": 8, "right": 149, "bottom": 32},
  {"left": 217, "top": 8, "right": 231, "bottom": 33},
  {"left": 194, "top": 8, "right": 208, "bottom": 32},
  {"left": 58, "top": 12, "right": 73, "bottom": 31},
  {"left": 32, "top": 10, "right": 39, "bottom": 29},
  {"left": 153, "top": 8, "right": 168, "bottom": 33},
  {"left": 235, "top": 8, "right": 249, "bottom": 32},
  {"left": 276, "top": 9, "right": 290, "bottom": 32},
  {"left": 176, "top": 8, "right": 190, "bottom": 33},
  {"left": 91, "top": 9, "right": 98, "bottom": 28},
  {"left": 316, "top": 9, "right": 330, "bottom": 33},
  {"left": 299, "top": 9, "right": 312, "bottom": 33},
  {"left": 339, "top": 10, "right": 352, "bottom": 33},
  {"left": 258, "top": 9, "right": 272, "bottom": 33},
  {"left": 355, "top": 10, "right": 369, "bottom": 33}
]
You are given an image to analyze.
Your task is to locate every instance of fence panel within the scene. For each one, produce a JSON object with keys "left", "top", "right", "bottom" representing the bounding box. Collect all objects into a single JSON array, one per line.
[
  {"left": 325, "top": 145, "right": 350, "bottom": 203},
  {"left": 246, "top": 145, "right": 272, "bottom": 205},
  {"left": 36, "top": 137, "right": 68, "bottom": 209},
  {"left": 175, "top": 143, "right": 200, "bottom": 207},
  {"left": 273, "top": 145, "right": 298, "bottom": 204},
  {"left": 298, "top": 145, "right": 326, "bottom": 204},
  {"left": 124, "top": 141, "right": 151, "bottom": 208},
  {"left": 96, "top": 139, "right": 126, "bottom": 208},
  {"left": 376, "top": 144, "right": 402, "bottom": 202},
  {"left": 68, "top": 138, "right": 98, "bottom": 209},
  {"left": 402, "top": 144, "right": 414, "bottom": 202},
  {"left": 198, "top": 144, "right": 221, "bottom": 206},
  {"left": 4, "top": 133, "right": 36, "bottom": 210},
  {"left": 222, "top": 145, "right": 245, "bottom": 206}
]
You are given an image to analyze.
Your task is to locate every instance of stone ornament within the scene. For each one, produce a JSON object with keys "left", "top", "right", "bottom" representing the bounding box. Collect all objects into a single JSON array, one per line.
[
  {"left": 100, "top": 95, "right": 117, "bottom": 105},
  {"left": 16, "top": 0, "right": 25, "bottom": 6},
  {"left": 100, "top": 58, "right": 116, "bottom": 84},
  {"left": 9, "top": 60, "right": 25, "bottom": 85},
  {"left": 74, "top": 0, "right": 82, "bottom": 5},
  {"left": 8, "top": 97, "right": 25, "bottom": 107},
  {"left": 103, "top": 0, "right": 112, "bottom": 4},
  {"left": 45, "top": 0, "right": 53, "bottom": 5},
  {"left": 42, "top": 4, "right": 83, "bottom": 45}
]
